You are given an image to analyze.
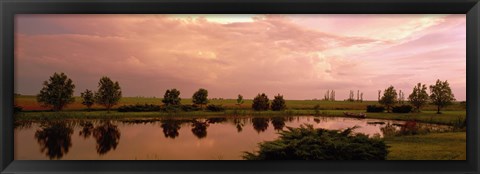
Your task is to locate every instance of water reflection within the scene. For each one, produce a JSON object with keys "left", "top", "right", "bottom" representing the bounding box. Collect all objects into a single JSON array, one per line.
[
  {"left": 233, "top": 118, "right": 244, "bottom": 132},
  {"left": 15, "top": 116, "right": 454, "bottom": 160},
  {"left": 93, "top": 121, "right": 121, "bottom": 155},
  {"left": 79, "top": 121, "right": 94, "bottom": 139},
  {"left": 160, "top": 120, "right": 182, "bottom": 139},
  {"left": 207, "top": 117, "right": 227, "bottom": 124},
  {"left": 34, "top": 122, "right": 74, "bottom": 159},
  {"left": 191, "top": 121, "right": 209, "bottom": 139},
  {"left": 271, "top": 117, "right": 286, "bottom": 131},
  {"left": 252, "top": 118, "right": 269, "bottom": 133}
]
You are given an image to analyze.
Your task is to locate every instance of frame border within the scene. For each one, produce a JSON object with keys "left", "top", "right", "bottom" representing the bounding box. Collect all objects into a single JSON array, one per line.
[{"left": 1, "top": 0, "right": 479, "bottom": 173}]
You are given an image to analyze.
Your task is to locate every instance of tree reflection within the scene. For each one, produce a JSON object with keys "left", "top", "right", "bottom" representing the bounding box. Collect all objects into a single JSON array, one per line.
[
  {"left": 271, "top": 117, "right": 286, "bottom": 131},
  {"left": 252, "top": 118, "right": 269, "bottom": 133},
  {"left": 207, "top": 117, "right": 227, "bottom": 124},
  {"left": 191, "top": 121, "right": 209, "bottom": 139},
  {"left": 161, "top": 119, "right": 182, "bottom": 139},
  {"left": 93, "top": 121, "right": 121, "bottom": 155},
  {"left": 79, "top": 121, "right": 94, "bottom": 139},
  {"left": 34, "top": 121, "right": 74, "bottom": 159},
  {"left": 233, "top": 118, "right": 244, "bottom": 133}
]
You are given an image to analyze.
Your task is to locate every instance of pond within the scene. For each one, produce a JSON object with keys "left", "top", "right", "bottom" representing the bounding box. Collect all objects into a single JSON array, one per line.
[{"left": 14, "top": 116, "right": 450, "bottom": 160}]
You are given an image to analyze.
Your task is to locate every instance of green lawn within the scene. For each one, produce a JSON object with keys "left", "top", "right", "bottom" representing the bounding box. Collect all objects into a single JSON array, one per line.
[
  {"left": 15, "top": 95, "right": 465, "bottom": 111},
  {"left": 385, "top": 132, "right": 466, "bottom": 160}
]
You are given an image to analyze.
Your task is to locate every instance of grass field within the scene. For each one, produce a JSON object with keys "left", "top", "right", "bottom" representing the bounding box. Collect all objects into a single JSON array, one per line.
[
  {"left": 385, "top": 132, "right": 466, "bottom": 160},
  {"left": 15, "top": 95, "right": 466, "bottom": 111}
]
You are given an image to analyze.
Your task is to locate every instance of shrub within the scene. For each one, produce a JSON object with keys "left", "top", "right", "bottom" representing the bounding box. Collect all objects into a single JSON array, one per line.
[
  {"left": 366, "top": 105, "right": 385, "bottom": 113},
  {"left": 206, "top": 104, "right": 225, "bottom": 112},
  {"left": 252, "top": 93, "right": 270, "bottom": 111},
  {"left": 117, "top": 104, "right": 161, "bottom": 112},
  {"left": 180, "top": 104, "right": 201, "bottom": 112},
  {"left": 244, "top": 125, "right": 388, "bottom": 160},
  {"left": 271, "top": 94, "right": 286, "bottom": 111},
  {"left": 392, "top": 105, "right": 413, "bottom": 113},
  {"left": 399, "top": 121, "right": 419, "bottom": 135}
]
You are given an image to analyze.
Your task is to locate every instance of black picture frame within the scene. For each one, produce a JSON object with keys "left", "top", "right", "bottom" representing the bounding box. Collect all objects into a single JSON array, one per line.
[{"left": 1, "top": 0, "right": 479, "bottom": 173}]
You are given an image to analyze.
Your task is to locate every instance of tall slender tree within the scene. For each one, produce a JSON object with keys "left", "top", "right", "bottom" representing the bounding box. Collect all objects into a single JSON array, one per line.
[{"left": 408, "top": 83, "right": 429, "bottom": 112}]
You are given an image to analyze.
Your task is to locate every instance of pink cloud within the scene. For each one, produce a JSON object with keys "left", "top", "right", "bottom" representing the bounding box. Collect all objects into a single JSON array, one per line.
[{"left": 15, "top": 14, "right": 466, "bottom": 100}]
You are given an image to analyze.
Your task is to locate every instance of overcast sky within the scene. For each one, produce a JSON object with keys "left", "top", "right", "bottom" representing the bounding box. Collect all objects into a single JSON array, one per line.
[{"left": 14, "top": 14, "right": 466, "bottom": 100}]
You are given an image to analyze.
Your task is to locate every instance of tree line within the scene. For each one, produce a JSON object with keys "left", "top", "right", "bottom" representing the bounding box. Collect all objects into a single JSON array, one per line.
[
  {"left": 35, "top": 72, "right": 288, "bottom": 112},
  {"left": 378, "top": 80, "right": 456, "bottom": 114}
]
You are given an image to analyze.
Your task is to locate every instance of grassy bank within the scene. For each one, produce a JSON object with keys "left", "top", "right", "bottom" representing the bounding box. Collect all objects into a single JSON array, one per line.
[
  {"left": 15, "top": 109, "right": 465, "bottom": 126},
  {"left": 385, "top": 132, "right": 466, "bottom": 160},
  {"left": 15, "top": 95, "right": 465, "bottom": 111}
]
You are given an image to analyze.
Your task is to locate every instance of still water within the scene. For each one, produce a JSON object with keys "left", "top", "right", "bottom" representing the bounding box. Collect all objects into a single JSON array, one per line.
[{"left": 14, "top": 116, "right": 446, "bottom": 160}]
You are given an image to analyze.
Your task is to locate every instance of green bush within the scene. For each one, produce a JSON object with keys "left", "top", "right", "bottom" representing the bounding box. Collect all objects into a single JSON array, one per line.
[
  {"left": 244, "top": 124, "right": 388, "bottom": 160},
  {"left": 366, "top": 105, "right": 385, "bottom": 113},
  {"left": 206, "top": 104, "right": 225, "bottom": 112},
  {"left": 252, "top": 93, "right": 270, "bottom": 111},
  {"left": 180, "top": 104, "right": 201, "bottom": 112},
  {"left": 117, "top": 104, "right": 161, "bottom": 112},
  {"left": 271, "top": 94, "right": 286, "bottom": 111},
  {"left": 392, "top": 105, "right": 413, "bottom": 113}
]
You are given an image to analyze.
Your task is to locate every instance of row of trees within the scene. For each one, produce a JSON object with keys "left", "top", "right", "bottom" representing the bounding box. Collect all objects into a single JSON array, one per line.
[
  {"left": 379, "top": 79, "right": 456, "bottom": 114},
  {"left": 36, "top": 72, "right": 289, "bottom": 112},
  {"left": 37, "top": 73, "right": 122, "bottom": 112}
]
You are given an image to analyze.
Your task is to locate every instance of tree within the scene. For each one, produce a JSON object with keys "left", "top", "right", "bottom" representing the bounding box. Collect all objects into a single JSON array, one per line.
[
  {"left": 252, "top": 93, "right": 269, "bottom": 111},
  {"left": 192, "top": 88, "right": 208, "bottom": 108},
  {"left": 379, "top": 86, "right": 397, "bottom": 112},
  {"left": 271, "top": 94, "right": 286, "bottom": 111},
  {"left": 81, "top": 89, "right": 95, "bottom": 111},
  {"left": 429, "top": 79, "right": 456, "bottom": 114},
  {"left": 162, "top": 89, "right": 181, "bottom": 106},
  {"left": 94, "top": 77, "right": 122, "bottom": 112},
  {"left": 236, "top": 94, "right": 244, "bottom": 107},
  {"left": 36, "top": 72, "right": 75, "bottom": 111},
  {"left": 408, "top": 83, "right": 429, "bottom": 112}
]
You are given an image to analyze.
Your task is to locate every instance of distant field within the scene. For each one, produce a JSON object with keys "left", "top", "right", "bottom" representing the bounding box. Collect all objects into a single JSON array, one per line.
[{"left": 15, "top": 95, "right": 465, "bottom": 111}]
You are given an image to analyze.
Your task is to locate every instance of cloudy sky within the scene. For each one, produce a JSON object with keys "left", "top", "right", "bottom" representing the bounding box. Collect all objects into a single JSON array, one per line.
[{"left": 15, "top": 14, "right": 466, "bottom": 100}]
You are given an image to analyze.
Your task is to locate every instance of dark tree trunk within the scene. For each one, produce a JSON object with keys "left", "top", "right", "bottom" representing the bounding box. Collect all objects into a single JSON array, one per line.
[{"left": 437, "top": 106, "right": 441, "bottom": 114}]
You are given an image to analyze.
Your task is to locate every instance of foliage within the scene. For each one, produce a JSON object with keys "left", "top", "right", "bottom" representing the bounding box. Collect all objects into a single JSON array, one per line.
[
  {"left": 36, "top": 72, "right": 76, "bottom": 111},
  {"left": 162, "top": 89, "right": 181, "bottom": 106},
  {"left": 81, "top": 89, "right": 95, "bottom": 111},
  {"left": 180, "top": 104, "right": 201, "bottom": 112},
  {"left": 408, "top": 83, "right": 429, "bottom": 112},
  {"left": 271, "top": 94, "right": 286, "bottom": 111},
  {"left": 252, "top": 93, "right": 270, "bottom": 111},
  {"left": 192, "top": 88, "right": 208, "bottom": 108},
  {"left": 94, "top": 77, "right": 122, "bottom": 111},
  {"left": 392, "top": 105, "right": 413, "bottom": 113},
  {"left": 429, "top": 79, "right": 455, "bottom": 114},
  {"left": 379, "top": 86, "right": 398, "bottom": 112},
  {"left": 244, "top": 125, "right": 388, "bottom": 160},
  {"left": 206, "top": 104, "right": 225, "bottom": 112},
  {"left": 366, "top": 105, "right": 385, "bottom": 113},
  {"left": 117, "top": 104, "right": 161, "bottom": 112},
  {"left": 236, "top": 94, "right": 244, "bottom": 106}
]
